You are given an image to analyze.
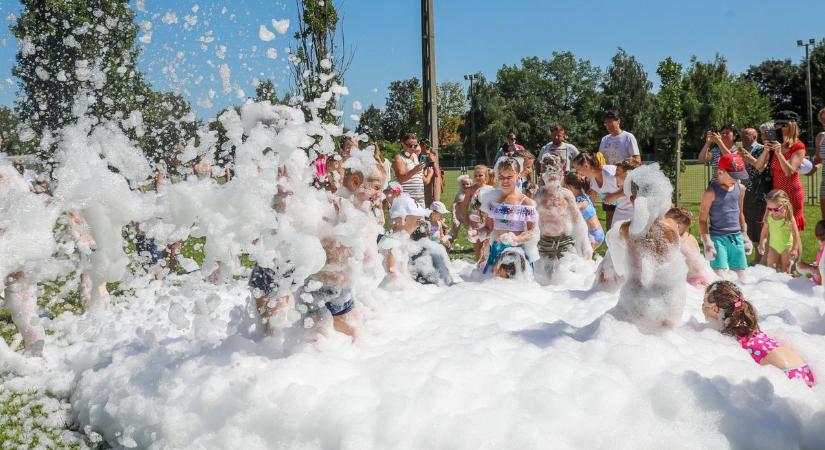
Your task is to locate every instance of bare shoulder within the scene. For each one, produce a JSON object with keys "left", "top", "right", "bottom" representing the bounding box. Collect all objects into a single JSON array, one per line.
[{"left": 521, "top": 195, "right": 537, "bottom": 207}]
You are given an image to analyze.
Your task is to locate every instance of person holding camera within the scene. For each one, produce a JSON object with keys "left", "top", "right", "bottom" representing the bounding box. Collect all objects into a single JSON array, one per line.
[
  {"left": 754, "top": 111, "right": 806, "bottom": 231},
  {"left": 393, "top": 133, "right": 432, "bottom": 207},
  {"left": 420, "top": 141, "right": 442, "bottom": 207},
  {"left": 698, "top": 124, "right": 738, "bottom": 183},
  {"left": 737, "top": 127, "right": 767, "bottom": 263}
]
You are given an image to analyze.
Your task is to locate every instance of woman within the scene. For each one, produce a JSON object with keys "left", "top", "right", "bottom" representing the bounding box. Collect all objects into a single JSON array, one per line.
[
  {"left": 812, "top": 107, "right": 825, "bottom": 218},
  {"left": 755, "top": 112, "right": 806, "bottom": 230},
  {"left": 480, "top": 158, "right": 539, "bottom": 278},
  {"left": 572, "top": 152, "right": 633, "bottom": 230},
  {"left": 392, "top": 133, "right": 432, "bottom": 207}
]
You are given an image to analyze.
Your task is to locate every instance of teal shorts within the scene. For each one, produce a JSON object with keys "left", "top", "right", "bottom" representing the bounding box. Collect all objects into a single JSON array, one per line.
[{"left": 710, "top": 233, "right": 747, "bottom": 270}]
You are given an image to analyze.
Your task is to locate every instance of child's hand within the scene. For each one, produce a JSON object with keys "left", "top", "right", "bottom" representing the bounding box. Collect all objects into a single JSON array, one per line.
[
  {"left": 499, "top": 232, "right": 518, "bottom": 245},
  {"left": 790, "top": 248, "right": 799, "bottom": 261},
  {"left": 758, "top": 239, "right": 767, "bottom": 255},
  {"left": 743, "top": 237, "right": 753, "bottom": 256},
  {"left": 702, "top": 235, "right": 716, "bottom": 261}
]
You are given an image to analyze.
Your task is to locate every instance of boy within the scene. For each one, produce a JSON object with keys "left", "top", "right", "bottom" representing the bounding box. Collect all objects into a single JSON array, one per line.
[{"left": 698, "top": 153, "right": 752, "bottom": 281}]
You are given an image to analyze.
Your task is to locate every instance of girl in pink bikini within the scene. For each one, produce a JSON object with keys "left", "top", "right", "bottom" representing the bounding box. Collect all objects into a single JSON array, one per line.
[{"left": 703, "top": 280, "right": 815, "bottom": 387}]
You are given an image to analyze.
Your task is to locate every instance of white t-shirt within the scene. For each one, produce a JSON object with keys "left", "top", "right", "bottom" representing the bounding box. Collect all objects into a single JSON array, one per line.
[
  {"left": 588, "top": 164, "right": 633, "bottom": 220},
  {"left": 598, "top": 131, "right": 640, "bottom": 165},
  {"left": 538, "top": 142, "right": 579, "bottom": 173}
]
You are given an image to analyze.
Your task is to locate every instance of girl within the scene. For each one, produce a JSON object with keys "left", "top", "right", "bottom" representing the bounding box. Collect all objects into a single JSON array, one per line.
[
  {"left": 703, "top": 281, "right": 814, "bottom": 387},
  {"left": 481, "top": 158, "right": 539, "bottom": 278},
  {"left": 427, "top": 201, "right": 451, "bottom": 246},
  {"left": 563, "top": 172, "right": 604, "bottom": 249},
  {"left": 755, "top": 114, "right": 806, "bottom": 231},
  {"left": 572, "top": 152, "right": 633, "bottom": 230},
  {"left": 757, "top": 190, "right": 801, "bottom": 273},
  {"left": 461, "top": 165, "right": 493, "bottom": 262}
]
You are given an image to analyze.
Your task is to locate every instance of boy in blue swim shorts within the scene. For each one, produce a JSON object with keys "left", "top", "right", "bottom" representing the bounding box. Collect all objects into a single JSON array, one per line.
[{"left": 699, "top": 153, "right": 752, "bottom": 281}]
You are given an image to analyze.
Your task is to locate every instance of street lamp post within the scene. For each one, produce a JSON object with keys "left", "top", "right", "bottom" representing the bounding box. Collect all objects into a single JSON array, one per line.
[
  {"left": 464, "top": 73, "right": 479, "bottom": 162},
  {"left": 797, "top": 38, "right": 816, "bottom": 152}
]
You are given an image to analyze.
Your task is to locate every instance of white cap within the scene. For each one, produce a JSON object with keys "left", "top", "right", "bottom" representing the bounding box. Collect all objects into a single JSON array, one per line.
[
  {"left": 429, "top": 201, "right": 448, "bottom": 214},
  {"left": 390, "top": 193, "right": 431, "bottom": 219}
]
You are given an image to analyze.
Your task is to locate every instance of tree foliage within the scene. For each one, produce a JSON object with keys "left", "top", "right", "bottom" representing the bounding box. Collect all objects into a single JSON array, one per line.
[
  {"left": 601, "top": 48, "right": 654, "bottom": 148},
  {"left": 356, "top": 104, "right": 384, "bottom": 142},
  {"left": 381, "top": 78, "right": 423, "bottom": 142},
  {"left": 653, "top": 57, "right": 683, "bottom": 183}
]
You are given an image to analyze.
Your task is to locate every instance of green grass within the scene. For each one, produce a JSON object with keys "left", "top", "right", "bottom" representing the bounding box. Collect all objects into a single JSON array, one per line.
[{"left": 0, "top": 390, "right": 99, "bottom": 449}]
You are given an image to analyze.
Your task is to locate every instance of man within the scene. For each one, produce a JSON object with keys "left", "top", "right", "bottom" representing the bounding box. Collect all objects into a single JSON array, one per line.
[
  {"left": 538, "top": 124, "right": 579, "bottom": 174},
  {"left": 598, "top": 110, "right": 641, "bottom": 165},
  {"left": 393, "top": 133, "right": 431, "bottom": 207},
  {"left": 494, "top": 132, "right": 526, "bottom": 161},
  {"left": 698, "top": 124, "right": 738, "bottom": 183},
  {"left": 737, "top": 127, "right": 766, "bottom": 262}
]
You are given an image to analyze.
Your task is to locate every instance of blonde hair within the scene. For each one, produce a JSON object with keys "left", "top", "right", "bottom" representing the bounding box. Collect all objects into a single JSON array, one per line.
[
  {"left": 784, "top": 121, "right": 800, "bottom": 145},
  {"left": 765, "top": 189, "right": 794, "bottom": 224}
]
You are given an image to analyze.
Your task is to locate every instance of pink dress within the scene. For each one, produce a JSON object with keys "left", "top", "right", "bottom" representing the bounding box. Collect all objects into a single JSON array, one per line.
[{"left": 737, "top": 331, "right": 815, "bottom": 387}]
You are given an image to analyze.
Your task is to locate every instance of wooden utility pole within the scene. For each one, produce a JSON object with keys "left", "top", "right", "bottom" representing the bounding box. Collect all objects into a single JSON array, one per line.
[{"left": 421, "top": 0, "right": 438, "bottom": 151}]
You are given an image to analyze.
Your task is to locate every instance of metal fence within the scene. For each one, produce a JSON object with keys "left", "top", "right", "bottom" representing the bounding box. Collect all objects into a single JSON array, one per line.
[{"left": 441, "top": 159, "right": 822, "bottom": 206}]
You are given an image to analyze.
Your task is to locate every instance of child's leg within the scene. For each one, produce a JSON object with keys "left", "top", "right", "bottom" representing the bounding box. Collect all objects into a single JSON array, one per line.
[
  {"left": 255, "top": 293, "right": 293, "bottom": 336},
  {"left": 779, "top": 250, "right": 792, "bottom": 273},
  {"left": 766, "top": 248, "right": 780, "bottom": 270},
  {"left": 3, "top": 272, "right": 45, "bottom": 354},
  {"left": 80, "top": 272, "right": 92, "bottom": 310},
  {"left": 332, "top": 308, "right": 361, "bottom": 341}
]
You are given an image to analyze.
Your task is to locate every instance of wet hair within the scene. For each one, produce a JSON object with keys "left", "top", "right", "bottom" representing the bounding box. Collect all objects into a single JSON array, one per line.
[
  {"left": 563, "top": 172, "right": 589, "bottom": 193},
  {"left": 343, "top": 160, "right": 385, "bottom": 189},
  {"left": 705, "top": 280, "right": 759, "bottom": 337},
  {"left": 764, "top": 189, "right": 794, "bottom": 225},
  {"left": 616, "top": 158, "right": 641, "bottom": 173},
  {"left": 401, "top": 132, "right": 417, "bottom": 143},
  {"left": 496, "top": 157, "right": 521, "bottom": 176},
  {"left": 665, "top": 207, "right": 693, "bottom": 229},
  {"left": 572, "top": 151, "right": 601, "bottom": 170},
  {"left": 815, "top": 219, "right": 825, "bottom": 241}
]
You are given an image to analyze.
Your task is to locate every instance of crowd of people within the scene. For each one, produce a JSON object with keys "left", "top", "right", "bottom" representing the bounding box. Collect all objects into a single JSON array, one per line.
[{"left": 2, "top": 106, "right": 825, "bottom": 390}]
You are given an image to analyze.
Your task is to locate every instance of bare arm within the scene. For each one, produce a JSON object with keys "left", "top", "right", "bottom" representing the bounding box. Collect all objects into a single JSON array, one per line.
[
  {"left": 698, "top": 189, "right": 714, "bottom": 237},
  {"left": 754, "top": 144, "right": 772, "bottom": 172},
  {"left": 392, "top": 155, "right": 425, "bottom": 183},
  {"left": 774, "top": 145, "right": 804, "bottom": 177},
  {"left": 738, "top": 184, "right": 747, "bottom": 238}
]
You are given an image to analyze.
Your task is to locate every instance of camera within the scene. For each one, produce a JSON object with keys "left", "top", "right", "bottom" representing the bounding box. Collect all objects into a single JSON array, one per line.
[
  {"left": 708, "top": 126, "right": 718, "bottom": 133},
  {"left": 760, "top": 121, "right": 783, "bottom": 142}
]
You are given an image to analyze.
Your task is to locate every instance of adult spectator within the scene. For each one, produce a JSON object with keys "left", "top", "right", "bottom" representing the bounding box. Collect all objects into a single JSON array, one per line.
[
  {"left": 572, "top": 152, "right": 633, "bottom": 230},
  {"left": 813, "top": 107, "right": 825, "bottom": 218},
  {"left": 494, "top": 132, "right": 526, "bottom": 160},
  {"left": 737, "top": 127, "right": 767, "bottom": 262},
  {"left": 421, "top": 140, "right": 443, "bottom": 206},
  {"left": 538, "top": 124, "right": 579, "bottom": 174},
  {"left": 393, "top": 133, "right": 431, "bottom": 207},
  {"left": 598, "top": 110, "right": 641, "bottom": 165},
  {"left": 370, "top": 141, "right": 393, "bottom": 188},
  {"left": 755, "top": 111, "right": 806, "bottom": 231},
  {"left": 699, "top": 124, "right": 738, "bottom": 183}
]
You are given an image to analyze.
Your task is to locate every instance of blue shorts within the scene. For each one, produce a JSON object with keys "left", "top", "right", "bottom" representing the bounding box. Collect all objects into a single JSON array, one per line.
[
  {"left": 134, "top": 234, "right": 164, "bottom": 265},
  {"left": 709, "top": 233, "right": 747, "bottom": 270},
  {"left": 298, "top": 283, "right": 355, "bottom": 316},
  {"left": 589, "top": 228, "right": 605, "bottom": 246}
]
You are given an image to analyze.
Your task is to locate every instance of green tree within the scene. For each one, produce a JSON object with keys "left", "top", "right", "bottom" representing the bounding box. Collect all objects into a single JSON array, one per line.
[
  {"left": 381, "top": 78, "right": 423, "bottom": 142},
  {"left": 12, "top": 0, "right": 146, "bottom": 136},
  {"left": 437, "top": 81, "right": 466, "bottom": 147},
  {"left": 255, "top": 80, "right": 283, "bottom": 104},
  {"left": 460, "top": 74, "right": 514, "bottom": 163},
  {"left": 601, "top": 48, "right": 654, "bottom": 151},
  {"left": 493, "top": 52, "right": 603, "bottom": 152},
  {"left": 0, "top": 106, "right": 37, "bottom": 155},
  {"left": 653, "top": 57, "right": 683, "bottom": 184},
  {"left": 288, "top": 0, "right": 351, "bottom": 123},
  {"left": 356, "top": 104, "right": 384, "bottom": 142},
  {"left": 138, "top": 91, "right": 198, "bottom": 168},
  {"left": 744, "top": 59, "right": 801, "bottom": 113}
]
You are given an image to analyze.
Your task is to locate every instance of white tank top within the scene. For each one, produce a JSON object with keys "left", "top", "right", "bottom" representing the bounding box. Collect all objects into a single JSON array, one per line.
[{"left": 399, "top": 153, "right": 425, "bottom": 205}]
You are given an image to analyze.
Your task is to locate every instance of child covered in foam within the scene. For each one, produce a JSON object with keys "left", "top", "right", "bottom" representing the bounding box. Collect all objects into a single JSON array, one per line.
[
  {"left": 0, "top": 164, "right": 59, "bottom": 354},
  {"left": 478, "top": 157, "right": 539, "bottom": 279},
  {"left": 796, "top": 219, "right": 825, "bottom": 286},
  {"left": 606, "top": 164, "right": 687, "bottom": 331},
  {"left": 663, "top": 207, "right": 716, "bottom": 288},
  {"left": 703, "top": 280, "right": 815, "bottom": 387}
]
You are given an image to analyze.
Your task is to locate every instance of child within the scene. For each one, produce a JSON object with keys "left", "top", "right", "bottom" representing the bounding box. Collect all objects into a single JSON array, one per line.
[
  {"left": 481, "top": 158, "right": 539, "bottom": 279},
  {"left": 664, "top": 207, "right": 715, "bottom": 287},
  {"left": 703, "top": 280, "right": 815, "bottom": 387},
  {"left": 450, "top": 174, "right": 471, "bottom": 240},
  {"left": 428, "top": 201, "right": 451, "bottom": 246},
  {"left": 563, "top": 172, "right": 604, "bottom": 249},
  {"left": 699, "top": 153, "right": 752, "bottom": 281},
  {"left": 461, "top": 165, "right": 493, "bottom": 263},
  {"left": 757, "top": 190, "right": 801, "bottom": 273},
  {"left": 519, "top": 151, "right": 538, "bottom": 197},
  {"left": 796, "top": 220, "right": 825, "bottom": 285}
]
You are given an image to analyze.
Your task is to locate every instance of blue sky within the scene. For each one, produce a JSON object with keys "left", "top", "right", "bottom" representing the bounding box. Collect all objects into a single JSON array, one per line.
[{"left": 0, "top": 0, "right": 823, "bottom": 127}]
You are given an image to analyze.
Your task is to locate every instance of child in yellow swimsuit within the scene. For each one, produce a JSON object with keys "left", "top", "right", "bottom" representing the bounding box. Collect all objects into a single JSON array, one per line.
[{"left": 757, "top": 190, "right": 801, "bottom": 273}]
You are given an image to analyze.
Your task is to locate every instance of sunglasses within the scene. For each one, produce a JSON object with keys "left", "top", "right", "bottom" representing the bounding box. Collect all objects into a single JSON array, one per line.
[
  {"left": 767, "top": 206, "right": 784, "bottom": 213},
  {"left": 404, "top": 142, "right": 418, "bottom": 147}
]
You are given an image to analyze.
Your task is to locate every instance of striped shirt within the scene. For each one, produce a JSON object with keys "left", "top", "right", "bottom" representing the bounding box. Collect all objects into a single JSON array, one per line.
[{"left": 398, "top": 152, "right": 425, "bottom": 206}]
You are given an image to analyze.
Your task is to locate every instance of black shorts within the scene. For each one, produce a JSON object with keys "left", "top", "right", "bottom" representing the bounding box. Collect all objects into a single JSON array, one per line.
[
  {"left": 602, "top": 203, "right": 616, "bottom": 212},
  {"left": 248, "top": 261, "right": 297, "bottom": 298}
]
